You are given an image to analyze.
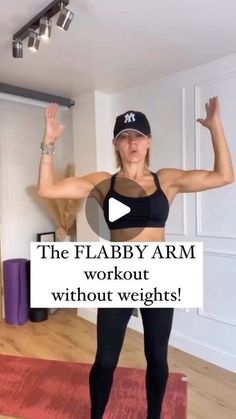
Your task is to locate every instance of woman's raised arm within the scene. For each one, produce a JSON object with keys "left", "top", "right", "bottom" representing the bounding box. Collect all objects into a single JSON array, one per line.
[{"left": 37, "top": 103, "right": 110, "bottom": 198}]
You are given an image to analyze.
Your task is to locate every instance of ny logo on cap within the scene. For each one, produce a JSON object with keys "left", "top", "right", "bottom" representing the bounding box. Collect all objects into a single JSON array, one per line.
[{"left": 124, "top": 112, "right": 136, "bottom": 123}]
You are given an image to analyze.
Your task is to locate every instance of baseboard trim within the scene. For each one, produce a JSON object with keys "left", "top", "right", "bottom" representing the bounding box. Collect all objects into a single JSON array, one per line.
[{"left": 170, "top": 330, "right": 236, "bottom": 373}]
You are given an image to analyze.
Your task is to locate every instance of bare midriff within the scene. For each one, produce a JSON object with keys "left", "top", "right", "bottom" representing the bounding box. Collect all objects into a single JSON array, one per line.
[{"left": 110, "top": 227, "right": 166, "bottom": 242}]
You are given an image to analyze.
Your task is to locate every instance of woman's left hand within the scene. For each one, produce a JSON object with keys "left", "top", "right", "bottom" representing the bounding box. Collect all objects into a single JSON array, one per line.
[{"left": 197, "top": 96, "right": 222, "bottom": 129}]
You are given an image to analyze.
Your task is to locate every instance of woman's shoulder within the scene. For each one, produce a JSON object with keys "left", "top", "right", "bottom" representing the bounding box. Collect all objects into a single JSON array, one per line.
[
  {"left": 156, "top": 167, "right": 183, "bottom": 189},
  {"left": 95, "top": 171, "right": 112, "bottom": 180},
  {"left": 156, "top": 167, "right": 183, "bottom": 178},
  {"left": 81, "top": 171, "right": 112, "bottom": 186}
]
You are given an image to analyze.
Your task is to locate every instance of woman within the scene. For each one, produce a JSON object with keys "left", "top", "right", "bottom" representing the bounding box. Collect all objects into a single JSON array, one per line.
[{"left": 38, "top": 97, "right": 234, "bottom": 419}]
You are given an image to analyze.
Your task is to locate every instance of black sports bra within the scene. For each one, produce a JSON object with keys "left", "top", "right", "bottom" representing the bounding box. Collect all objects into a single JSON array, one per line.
[{"left": 102, "top": 171, "right": 169, "bottom": 230}]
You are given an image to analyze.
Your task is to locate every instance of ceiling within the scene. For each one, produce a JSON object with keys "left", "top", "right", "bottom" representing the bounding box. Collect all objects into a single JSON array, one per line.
[{"left": 1, "top": 0, "right": 236, "bottom": 98}]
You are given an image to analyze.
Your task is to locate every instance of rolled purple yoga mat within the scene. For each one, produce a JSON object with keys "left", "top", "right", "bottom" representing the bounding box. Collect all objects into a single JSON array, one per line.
[{"left": 3, "top": 258, "right": 30, "bottom": 325}]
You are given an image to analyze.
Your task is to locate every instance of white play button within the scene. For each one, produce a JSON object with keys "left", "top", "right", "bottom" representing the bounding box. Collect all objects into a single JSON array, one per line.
[
  {"left": 85, "top": 176, "right": 149, "bottom": 240},
  {"left": 108, "top": 197, "right": 131, "bottom": 222}
]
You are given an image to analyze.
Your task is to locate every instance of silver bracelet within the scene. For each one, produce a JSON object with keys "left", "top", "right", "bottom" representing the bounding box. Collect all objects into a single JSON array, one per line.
[{"left": 40, "top": 142, "right": 55, "bottom": 156}]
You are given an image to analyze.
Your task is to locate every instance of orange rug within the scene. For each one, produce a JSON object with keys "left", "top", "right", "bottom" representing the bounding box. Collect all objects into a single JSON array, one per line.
[{"left": 0, "top": 353, "right": 188, "bottom": 418}]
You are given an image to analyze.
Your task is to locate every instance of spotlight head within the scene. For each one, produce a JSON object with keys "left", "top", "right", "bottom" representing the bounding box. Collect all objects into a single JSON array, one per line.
[
  {"left": 12, "top": 39, "right": 23, "bottom": 58},
  {"left": 39, "top": 17, "right": 52, "bottom": 40},
  {"left": 28, "top": 29, "right": 41, "bottom": 51},
  {"left": 56, "top": 4, "right": 74, "bottom": 31}
]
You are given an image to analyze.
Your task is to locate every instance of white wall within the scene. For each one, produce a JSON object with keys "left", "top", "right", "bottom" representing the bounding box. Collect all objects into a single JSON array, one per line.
[
  {"left": 77, "top": 54, "right": 236, "bottom": 372},
  {"left": 0, "top": 96, "right": 74, "bottom": 260}
]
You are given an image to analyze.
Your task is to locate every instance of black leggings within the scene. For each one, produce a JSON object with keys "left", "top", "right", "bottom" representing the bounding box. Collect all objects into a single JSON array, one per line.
[{"left": 89, "top": 307, "right": 174, "bottom": 419}]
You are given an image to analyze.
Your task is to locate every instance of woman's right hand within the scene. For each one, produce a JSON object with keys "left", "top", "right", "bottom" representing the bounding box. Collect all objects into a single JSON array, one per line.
[{"left": 44, "top": 102, "right": 65, "bottom": 144}]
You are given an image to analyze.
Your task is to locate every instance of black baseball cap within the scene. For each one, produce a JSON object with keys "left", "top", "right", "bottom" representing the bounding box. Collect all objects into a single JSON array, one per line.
[{"left": 113, "top": 110, "right": 151, "bottom": 140}]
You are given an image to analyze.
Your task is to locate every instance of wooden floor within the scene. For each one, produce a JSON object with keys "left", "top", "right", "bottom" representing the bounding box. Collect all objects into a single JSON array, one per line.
[{"left": 0, "top": 308, "right": 235, "bottom": 419}]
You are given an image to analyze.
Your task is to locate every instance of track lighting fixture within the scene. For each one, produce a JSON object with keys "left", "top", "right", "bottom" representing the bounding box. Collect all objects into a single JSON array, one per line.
[
  {"left": 28, "top": 30, "right": 41, "bottom": 51},
  {"left": 12, "top": 40, "right": 23, "bottom": 58},
  {"left": 12, "top": 0, "right": 73, "bottom": 58},
  {"left": 39, "top": 17, "right": 52, "bottom": 40},
  {"left": 57, "top": 2, "right": 74, "bottom": 31}
]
